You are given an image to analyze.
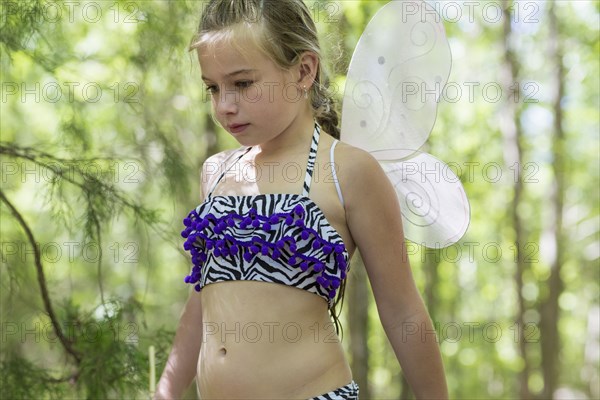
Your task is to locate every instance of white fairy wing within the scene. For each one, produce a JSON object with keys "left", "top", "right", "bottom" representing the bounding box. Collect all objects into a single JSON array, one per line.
[
  {"left": 340, "top": 0, "right": 470, "bottom": 247},
  {"left": 340, "top": 0, "right": 451, "bottom": 161},
  {"left": 381, "top": 153, "right": 470, "bottom": 248}
]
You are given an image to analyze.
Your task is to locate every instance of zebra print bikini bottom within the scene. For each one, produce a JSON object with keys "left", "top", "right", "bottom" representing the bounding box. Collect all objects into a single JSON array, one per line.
[{"left": 308, "top": 380, "right": 360, "bottom": 400}]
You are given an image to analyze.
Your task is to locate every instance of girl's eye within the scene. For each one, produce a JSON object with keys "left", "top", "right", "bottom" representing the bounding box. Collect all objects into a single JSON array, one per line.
[
  {"left": 236, "top": 81, "right": 254, "bottom": 88},
  {"left": 204, "top": 81, "right": 253, "bottom": 94}
]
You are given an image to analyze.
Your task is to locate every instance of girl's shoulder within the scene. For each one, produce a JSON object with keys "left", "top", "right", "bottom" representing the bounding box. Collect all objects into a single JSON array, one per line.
[
  {"left": 329, "top": 139, "right": 393, "bottom": 207},
  {"left": 330, "top": 139, "right": 382, "bottom": 178}
]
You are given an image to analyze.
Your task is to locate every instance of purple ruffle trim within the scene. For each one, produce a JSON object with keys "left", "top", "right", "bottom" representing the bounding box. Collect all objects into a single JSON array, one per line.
[{"left": 181, "top": 203, "right": 348, "bottom": 300}]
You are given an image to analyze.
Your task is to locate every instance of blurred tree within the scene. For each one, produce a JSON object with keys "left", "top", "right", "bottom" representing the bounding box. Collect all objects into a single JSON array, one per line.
[
  {"left": 538, "top": 2, "right": 566, "bottom": 398},
  {"left": 499, "top": 1, "right": 532, "bottom": 398}
]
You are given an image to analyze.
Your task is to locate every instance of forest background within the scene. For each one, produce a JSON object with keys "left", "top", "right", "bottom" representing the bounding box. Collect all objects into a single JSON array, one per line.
[{"left": 1, "top": 0, "right": 598, "bottom": 399}]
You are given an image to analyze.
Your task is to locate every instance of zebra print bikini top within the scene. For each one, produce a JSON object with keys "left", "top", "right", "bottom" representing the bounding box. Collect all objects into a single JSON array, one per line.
[{"left": 181, "top": 123, "right": 349, "bottom": 309}]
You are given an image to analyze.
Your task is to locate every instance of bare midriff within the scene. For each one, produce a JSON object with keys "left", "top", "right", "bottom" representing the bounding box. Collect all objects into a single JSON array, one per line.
[{"left": 197, "top": 280, "right": 353, "bottom": 399}]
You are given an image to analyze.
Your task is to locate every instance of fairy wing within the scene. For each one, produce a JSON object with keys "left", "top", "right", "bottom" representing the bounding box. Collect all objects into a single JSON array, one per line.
[
  {"left": 380, "top": 153, "right": 470, "bottom": 248},
  {"left": 340, "top": 0, "right": 470, "bottom": 248}
]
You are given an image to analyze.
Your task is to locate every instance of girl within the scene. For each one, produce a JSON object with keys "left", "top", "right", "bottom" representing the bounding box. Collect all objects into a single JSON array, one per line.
[{"left": 156, "top": 1, "right": 448, "bottom": 399}]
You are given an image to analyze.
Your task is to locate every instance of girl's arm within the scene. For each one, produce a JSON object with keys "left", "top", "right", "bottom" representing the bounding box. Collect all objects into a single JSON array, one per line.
[
  {"left": 155, "top": 155, "right": 223, "bottom": 398},
  {"left": 154, "top": 291, "right": 203, "bottom": 399},
  {"left": 341, "top": 146, "right": 449, "bottom": 400}
]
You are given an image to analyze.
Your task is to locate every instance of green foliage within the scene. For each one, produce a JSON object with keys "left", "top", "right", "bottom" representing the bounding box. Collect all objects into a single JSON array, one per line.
[
  {"left": 0, "top": 355, "right": 67, "bottom": 400},
  {"left": 70, "top": 299, "right": 149, "bottom": 398},
  {"left": 0, "top": 297, "right": 173, "bottom": 399}
]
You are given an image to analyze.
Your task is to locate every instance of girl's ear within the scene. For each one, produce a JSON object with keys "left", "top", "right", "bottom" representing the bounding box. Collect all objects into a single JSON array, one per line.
[{"left": 297, "top": 51, "right": 319, "bottom": 89}]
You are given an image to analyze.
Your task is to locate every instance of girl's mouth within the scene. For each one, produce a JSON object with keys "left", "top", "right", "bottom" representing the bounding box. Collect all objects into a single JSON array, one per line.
[{"left": 228, "top": 124, "right": 250, "bottom": 134}]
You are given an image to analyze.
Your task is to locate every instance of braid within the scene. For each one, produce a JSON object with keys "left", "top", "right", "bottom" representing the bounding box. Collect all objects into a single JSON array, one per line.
[{"left": 312, "top": 63, "right": 341, "bottom": 139}]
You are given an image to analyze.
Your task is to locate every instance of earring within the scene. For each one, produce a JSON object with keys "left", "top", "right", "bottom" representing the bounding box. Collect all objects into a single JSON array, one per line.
[{"left": 303, "top": 85, "right": 308, "bottom": 99}]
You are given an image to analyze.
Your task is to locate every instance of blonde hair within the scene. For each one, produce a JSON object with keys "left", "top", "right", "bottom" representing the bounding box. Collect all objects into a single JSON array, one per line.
[{"left": 189, "top": 0, "right": 341, "bottom": 139}]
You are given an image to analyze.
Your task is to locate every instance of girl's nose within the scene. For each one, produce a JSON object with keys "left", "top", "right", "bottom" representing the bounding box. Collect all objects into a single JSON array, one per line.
[{"left": 215, "top": 91, "right": 239, "bottom": 116}]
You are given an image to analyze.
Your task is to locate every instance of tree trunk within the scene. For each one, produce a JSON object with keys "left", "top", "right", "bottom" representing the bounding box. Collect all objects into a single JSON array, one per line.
[
  {"left": 347, "top": 253, "right": 371, "bottom": 399},
  {"left": 500, "top": 2, "right": 531, "bottom": 398},
  {"left": 539, "top": 2, "right": 566, "bottom": 398}
]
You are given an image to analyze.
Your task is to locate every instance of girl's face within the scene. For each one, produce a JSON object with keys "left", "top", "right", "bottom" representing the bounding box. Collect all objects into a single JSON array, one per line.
[{"left": 198, "top": 34, "right": 306, "bottom": 146}]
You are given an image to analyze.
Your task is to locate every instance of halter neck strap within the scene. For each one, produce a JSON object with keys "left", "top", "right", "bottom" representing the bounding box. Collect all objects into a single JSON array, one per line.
[{"left": 302, "top": 122, "right": 321, "bottom": 196}]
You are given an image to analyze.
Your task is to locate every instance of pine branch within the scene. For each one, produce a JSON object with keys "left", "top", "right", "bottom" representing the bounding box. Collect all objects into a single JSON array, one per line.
[
  {"left": 91, "top": 208, "right": 106, "bottom": 308},
  {"left": 0, "top": 143, "right": 175, "bottom": 246},
  {"left": 0, "top": 189, "right": 82, "bottom": 364}
]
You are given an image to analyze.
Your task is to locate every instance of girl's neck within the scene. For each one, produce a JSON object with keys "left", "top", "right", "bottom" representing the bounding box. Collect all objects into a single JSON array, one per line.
[{"left": 255, "top": 111, "right": 316, "bottom": 157}]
